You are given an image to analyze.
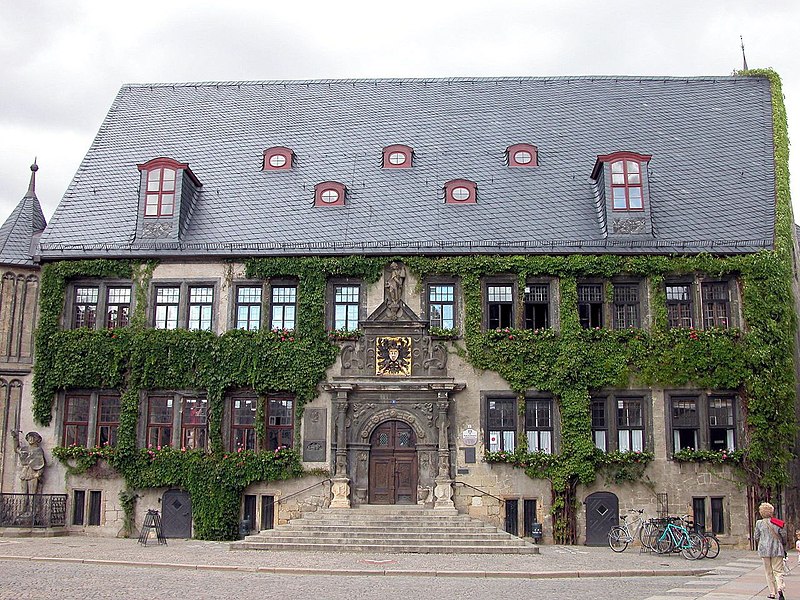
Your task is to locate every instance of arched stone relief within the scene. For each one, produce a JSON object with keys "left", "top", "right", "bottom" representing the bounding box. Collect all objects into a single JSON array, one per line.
[{"left": 357, "top": 408, "right": 428, "bottom": 443}]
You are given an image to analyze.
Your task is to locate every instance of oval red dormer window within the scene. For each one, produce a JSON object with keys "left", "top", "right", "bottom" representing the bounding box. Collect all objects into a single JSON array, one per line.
[
  {"left": 444, "top": 179, "right": 477, "bottom": 204},
  {"left": 382, "top": 144, "right": 413, "bottom": 169},
  {"left": 507, "top": 144, "right": 538, "bottom": 167},
  {"left": 314, "top": 181, "right": 346, "bottom": 207},
  {"left": 263, "top": 147, "right": 293, "bottom": 171}
]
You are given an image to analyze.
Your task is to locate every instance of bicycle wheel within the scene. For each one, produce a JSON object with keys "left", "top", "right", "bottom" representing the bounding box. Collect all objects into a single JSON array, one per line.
[
  {"left": 655, "top": 531, "right": 674, "bottom": 554},
  {"left": 608, "top": 526, "right": 628, "bottom": 552},
  {"left": 639, "top": 522, "right": 656, "bottom": 551},
  {"left": 681, "top": 532, "right": 705, "bottom": 560},
  {"left": 703, "top": 532, "right": 720, "bottom": 559}
]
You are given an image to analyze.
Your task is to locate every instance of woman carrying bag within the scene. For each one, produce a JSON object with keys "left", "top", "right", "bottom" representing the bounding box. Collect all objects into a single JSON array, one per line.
[{"left": 754, "top": 502, "right": 788, "bottom": 599}]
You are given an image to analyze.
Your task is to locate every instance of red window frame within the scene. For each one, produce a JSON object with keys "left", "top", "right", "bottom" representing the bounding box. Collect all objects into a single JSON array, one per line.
[
  {"left": 229, "top": 394, "right": 257, "bottom": 451},
  {"left": 593, "top": 151, "right": 651, "bottom": 212},
  {"left": 63, "top": 394, "right": 91, "bottom": 446},
  {"left": 96, "top": 394, "right": 121, "bottom": 447},
  {"left": 266, "top": 393, "right": 294, "bottom": 450},
  {"left": 314, "top": 182, "right": 346, "bottom": 207},
  {"left": 382, "top": 144, "right": 413, "bottom": 169},
  {"left": 181, "top": 396, "right": 208, "bottom": 450},
  {"left": 507, "top": 143, "right": 538, "bottom": 167},
  {"left": 147, "top": 395, "right": 173, "bottom": 448},
  {"left": 444, "top": 179, "right": 477, "bottom": 204},
  {"left": 263, "top": 146, "right": 293, "bottom": 171},
  {"left": 137, "top": 157, "right": 201, "bottom": 218}
]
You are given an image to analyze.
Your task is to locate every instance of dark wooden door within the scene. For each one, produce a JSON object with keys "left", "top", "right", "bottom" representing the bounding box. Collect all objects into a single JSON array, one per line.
[
  {"left": 369, "top": 421, "right": 417, "bottom": 504},
  {"left": 585, "top": 491, "right": 619, "bottom": 545},
  {"left": 161, "top": 489, "right": 192, "bottom": 538}
]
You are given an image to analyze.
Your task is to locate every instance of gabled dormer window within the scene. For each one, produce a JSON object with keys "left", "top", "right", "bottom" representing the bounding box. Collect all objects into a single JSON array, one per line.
[
  {"left": 137, "top": 157, "right": 201, "bottom": 219},
  {"left": 444, "top": 179, "right": 477, "bottom": 204},
  {"left": 592, "top": 152, "right": 651, "bottom": 212},
  {"left": 263, "top": 147, "right": 293, "bottom": 171},
  {"left": 382, "top": 144, "right": 413, "bottom": 169},
  {"left": 506, "top": 144, "right": 538, "bottom": 167},
  {"left": 314, "top": 182, "right": 346, "bottom": 207}
]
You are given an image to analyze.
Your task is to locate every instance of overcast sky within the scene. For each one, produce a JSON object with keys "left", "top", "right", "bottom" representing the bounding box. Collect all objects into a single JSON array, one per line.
[{"left": 1, "top": 0, "right": 798, "bottom": 226}]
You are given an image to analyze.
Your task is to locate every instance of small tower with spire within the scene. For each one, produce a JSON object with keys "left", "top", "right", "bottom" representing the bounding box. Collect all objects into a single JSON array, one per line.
[{"left": 740, "top": 35, "right": 749, "bottom": 71}]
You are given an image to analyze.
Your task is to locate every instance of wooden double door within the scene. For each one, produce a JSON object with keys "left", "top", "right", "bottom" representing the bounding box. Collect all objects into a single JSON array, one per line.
[{"left": 369, "top": 421, "right": 417, "bottom": 504}]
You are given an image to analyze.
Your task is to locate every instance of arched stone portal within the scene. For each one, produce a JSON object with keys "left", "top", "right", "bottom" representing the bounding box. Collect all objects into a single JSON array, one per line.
[{"left": 369, "top": 420, "right": 417, "bottom": 504}]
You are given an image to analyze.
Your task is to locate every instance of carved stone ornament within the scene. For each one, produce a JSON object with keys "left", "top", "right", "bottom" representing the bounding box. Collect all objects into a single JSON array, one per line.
[
  {"left": 611, "top": 218, "right": 647, "bottom": 234},
  {"left": 141, "top": 221, "right": 174, "bottom": 238},
  {"left": 375, "top": 336, "right": 412, "bottom": 376}
]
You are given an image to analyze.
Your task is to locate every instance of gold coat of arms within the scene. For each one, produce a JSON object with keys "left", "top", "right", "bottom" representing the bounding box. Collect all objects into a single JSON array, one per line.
[{"left": 376, "top": 336, "right": 412, "bottom": 376}]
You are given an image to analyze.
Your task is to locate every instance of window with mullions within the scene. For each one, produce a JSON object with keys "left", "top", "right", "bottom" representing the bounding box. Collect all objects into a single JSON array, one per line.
[
  {"left": 524, "top": 284, "right": 549, "bottom": 329},
  {"left": 188, "top": 286, "right": 213, "bottom": 331},
  {"left": 181, "top": 396, "right": 208, "bottom": 450},
  {"left": 63, "top": 395, "right": 90, "bottom": 446},
  {"left": 96, "top": 395, "right": 121, "bottom": 447},
  {"left": 525, "top": 398, "right": 553, "bottom": 453},
  {"left": 270, "top": 285, "right": 297, "bottom": 330},
  {"left": 147, "top": 395, "right": 173, "bottom": 448},
  {"left": 144, "top": 166, "right": 176, "bottom": 217},
  {"left": 617, "top": 397, "right": 644, "bottom": 452},
  {"left": 610, "top": 160, "right": 643, "bottom": 210},
  {"left": 671, "top": 396, "right": 699, "bottom": 452},
  {"left": 701, "top": 282, "right": 730, "bottom": 328},
  {"left": 106, "top": 287, "right": 131, "bottom": 329},
  {"left": 613, "top": 284, "right": 640, "bottom": 329},
  {"left": 666, "top": 283, "right": 693, "bottom": 328},
  {"left": 73, "top": 287, "right": 99, "bottom": 329},
  {"left": 708, "top": 396, "right": 735, "bottom": 451},
  {"left": 487, "top": 398, "right": 516, "bottom": 452},
  {"left": 578, "top": 283, "right": 604, "bottom": 328},
  {"left": 428, "top": 284, "right": 455, "bottom": 329},
  {"left": 333, "top": 285, "right": 360, "bottom": 331},
  {"left": 154, "top": 287, "right": 180, "bottom": 330},
  {"left": 230, "top": 394, "right": 257, "bottom": 451},
  {"left": 487, "top": 284, "right": 513, "bottom": 329},
  {"left": 591, "top": 399, "right": 608, "bottom": 451},
  {"left": 236, "top": 286, "right": 262, "bottom": 331},
  {"left": 266, "top": 395, "right": 294, "bottom": 450}
]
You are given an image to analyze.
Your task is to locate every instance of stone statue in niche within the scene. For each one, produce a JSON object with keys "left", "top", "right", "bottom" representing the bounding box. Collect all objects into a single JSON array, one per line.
[
  {"left": 11, "top": 430, "right": 45, "bottom": 495},
  {"left": 385, "top": 261, "right": 407, "bottom": 320}
]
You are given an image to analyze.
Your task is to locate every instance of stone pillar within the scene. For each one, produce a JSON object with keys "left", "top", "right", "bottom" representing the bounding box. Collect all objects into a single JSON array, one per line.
[
  {"left": 330, "top": 392, "right": 351, "bottom": 508},
  {"left": 433, "top": 391, "right": 455, "bottom": 511}
]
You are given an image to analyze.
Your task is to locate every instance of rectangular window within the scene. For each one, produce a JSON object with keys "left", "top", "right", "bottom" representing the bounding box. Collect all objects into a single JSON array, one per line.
[
  {"left": 487, "top": 285, "right": 513, "bottom": 329},
  {"left": 73, "top": 286, "right": 99, "bottom": 329},
  {"left": 230, "top": 395, "right": 257, "bottom": 451},
  {"left": 711, "top": 497, "right": 724, "bottom": 534},
  {"left": 672, "top": 395, "right": 699, "bottom": 452},
  {"left": 708, "top": 396, "right": 735, "bottom": 451},
  {"left": 266, "top": 394, "right": 294, "bottom": 450},
  {"left": 187, "top": 286, "right": 213, "bottom": 331},
  {"left": 702, "top": 282, "right": 730, "bottom": 328},
  {"left": 524, "top": 284, "right": 549, "bottom": 329},
  {"left": 63, "top": 395, "right": 90, "bottom": 446},
  {"left": 525, "top": 398, "right": 552, "bottom": 453},
  {"left": 666, "top": 284, "right": 693, "bottom": 329},
  {"left": 154, "top": 287, "right": 180, "bottom": 330},
  {"left": 591, "top": 398, "right": 608, "bottom": 451},
  {"left": 578, "top": 284, "right": 604, "bottom": 328},
  {"left": 96, "top": 394, "right": 121, "bottom": 447},
  {"left": 72, "top": 490, "right": 86, "bottom": 526},
  {"left": 617, "top": 397, "right": 644, "bottom": 452},
  {"left": 428, "top": 284, "right": 455, "bottom": 329},
  {"left": 181, "top": 396, "right": 208, "bottom": 450},
  {"left": 334, "top": 285, "right": 360, "bottom": 331},
  {"left": 147, "top": 395, "right": 173, "bottom": 448},
  {"left": 270, "top": 285, "right": 297, "bottom": 330},
  {"left": 613, "top": 284, "right": 640, "bottom": 329},
  {"left": 487, "top": 398, "right": 516, "bottom": 452},
  {"left": 236, "top": 286, "right": 262, "bottom": 331},
  {"left": 105, "top": 287, "right": 131, "bottom": 329},
  {"left": 87, "top": 490, "right": 102, "bottom": 526}
]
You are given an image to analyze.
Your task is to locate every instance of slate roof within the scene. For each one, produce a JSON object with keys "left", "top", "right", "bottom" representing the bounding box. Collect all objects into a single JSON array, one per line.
[
  {"left": 39, "top": 76, "right": 776, "bottom": 259},
  {"left": 0, "top": 164, "right": 47, "bottom": 266}
]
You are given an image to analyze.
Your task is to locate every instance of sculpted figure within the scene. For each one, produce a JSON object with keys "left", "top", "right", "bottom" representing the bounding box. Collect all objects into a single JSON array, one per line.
[
  {"left": 12, "top": 430, "right": 45, "bottom": 495},
  {"left": 385, "top": 262, "right": 407, "bottom": 319}
]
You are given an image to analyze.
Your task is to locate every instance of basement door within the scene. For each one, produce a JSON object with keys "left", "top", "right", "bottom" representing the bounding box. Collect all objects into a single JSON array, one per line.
[
  {"left": 369, "top": 421, "right": 417, "bottom": 504},
  {"left": 161, "top": 489, "right": 192, "bottom": 538},
  {"left": 584, "top": 491, "right": 619, "bottom": 546}
]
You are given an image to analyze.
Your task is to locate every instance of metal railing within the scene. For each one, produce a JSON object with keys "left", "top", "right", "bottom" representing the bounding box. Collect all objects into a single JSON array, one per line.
[
  {"left": 453, "top": 481, "right": 505, "bottom": 506},
  {"left": 0, "top": 494, "right": 68, "bottom": 528},
  {"left": 275, "top": 478, "right": 332, "bottom": 509}
]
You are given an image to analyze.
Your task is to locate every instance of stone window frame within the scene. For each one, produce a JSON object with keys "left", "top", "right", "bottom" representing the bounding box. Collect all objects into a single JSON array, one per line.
[
  {"left": 137, "top": 390, "right": 208, "bottom": 450},
  {"left": 221, "top": 389, "right": 295, "bottom": 452},
  {"left": 65, "top": 279, "right": 135, "bottom": 330},
  {"left": 481, "top": 391, "right": 561, "bottom": 454},
  {"left": 665, "top": 279, "right": 695, "bottom": 329},
  {"left": 232, "top": 281, "right": 265, "bottom": 331},
  {"left": 611, "top": 279, "right": 646, "bottom": 330},
  {"left": 71, "top": 488, "right": 103, "bottom": 526},
  {"left": 665, "top": 390, "right": 741, "bottom": 457},
  {"left": 577, "top": 279, "right": 605, "bottom": 329},
  {"left": 56, "top": 390, "right": 122, "bottom": 448},
  {"left": 327, "top": 277, "right": 366, "bottom": 332},
  {"left": 421, "top": 277, "right": 460, "bottom": 332},
  {"left": 523, "top": 277, "right": 557, "bottom": 331},
  {"left": 268, "top": 280, "right": 299, "bottom": 331},
  {"left": 524, "top": 394, "right": 558, "bottom": 454},
  {"left": 589, "top": 390, "right": 652, "bottom": 453},
  {"left": 483, "top": 277, "right": 517, "bottom": 330},
  {"left": 149, "top": 280, "right": 219, "bottom": 333}
]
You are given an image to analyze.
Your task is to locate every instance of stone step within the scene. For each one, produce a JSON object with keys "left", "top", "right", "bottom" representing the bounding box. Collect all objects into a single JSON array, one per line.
[
  {"left": 231, "top": 541, "right": 539, "bottom": 554},
  {"left": 244, "top": 532, "right": 525, "bottom": 544},
  {"left": 278, "top": 524, "right": 497, "bottom": 533}
]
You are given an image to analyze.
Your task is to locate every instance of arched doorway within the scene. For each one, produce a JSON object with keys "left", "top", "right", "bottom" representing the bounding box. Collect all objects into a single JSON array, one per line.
[
  {"left": 369, "top": 420, "right": 417, "bottom": 504},
  {"left": 585, "top": 491, "right": 619, "bottom": 545}
]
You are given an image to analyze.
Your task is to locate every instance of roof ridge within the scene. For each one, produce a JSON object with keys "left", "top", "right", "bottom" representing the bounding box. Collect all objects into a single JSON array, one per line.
[{"left": 120, "top": 74, "right": 763, "bottom": 89}]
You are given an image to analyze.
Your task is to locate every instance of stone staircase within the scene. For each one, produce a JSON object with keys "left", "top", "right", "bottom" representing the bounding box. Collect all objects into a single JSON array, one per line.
[{"left": 230, "top": 505, "right": 539, "bottom": 554}]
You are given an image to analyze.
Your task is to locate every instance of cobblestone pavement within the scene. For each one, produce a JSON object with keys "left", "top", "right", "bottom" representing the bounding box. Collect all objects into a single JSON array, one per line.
[{"left": 0, "top": 536, "right": 796, "bottom": 599}]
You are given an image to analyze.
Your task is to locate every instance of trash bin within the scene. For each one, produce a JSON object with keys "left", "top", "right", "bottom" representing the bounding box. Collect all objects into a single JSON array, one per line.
[
  {"left": 239, "top": 518, "right": 251, "bottom": 539},
  {"left": 530, "top": 522, "right": 543, "bottom": 542}
]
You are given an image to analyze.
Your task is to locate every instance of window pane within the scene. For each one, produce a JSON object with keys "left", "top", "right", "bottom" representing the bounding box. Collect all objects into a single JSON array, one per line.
[
  {"left": 628, "top": 187, "right": 642, "bottom": 208},
  {"left": 238, "top": 287, "right": 261, "bottom": 303},
  {"left": 487, "top": 285, "right": 512, "bottom": 302},
  {"left": 612, "top": 187, "right": 627, "bottom": 209},
  {"left": 190, "top": 287, "right": 214, "bottom": 303}
]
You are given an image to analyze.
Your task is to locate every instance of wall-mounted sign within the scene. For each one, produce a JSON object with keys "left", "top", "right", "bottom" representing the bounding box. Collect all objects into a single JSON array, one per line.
[{"left": 462, "top": 427, "right": 478, "bottom": 446}]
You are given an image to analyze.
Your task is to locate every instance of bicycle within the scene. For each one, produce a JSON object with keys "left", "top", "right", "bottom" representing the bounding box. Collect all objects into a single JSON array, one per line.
[
  {"left": 608, "top": 509, "right": 649, "bottom": 552},
  {"left": 654, "top": 515, "right": 704, "bottom": 560},
  {"left": 696, "top": 530, "right": 721, "bottom": 559}
]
